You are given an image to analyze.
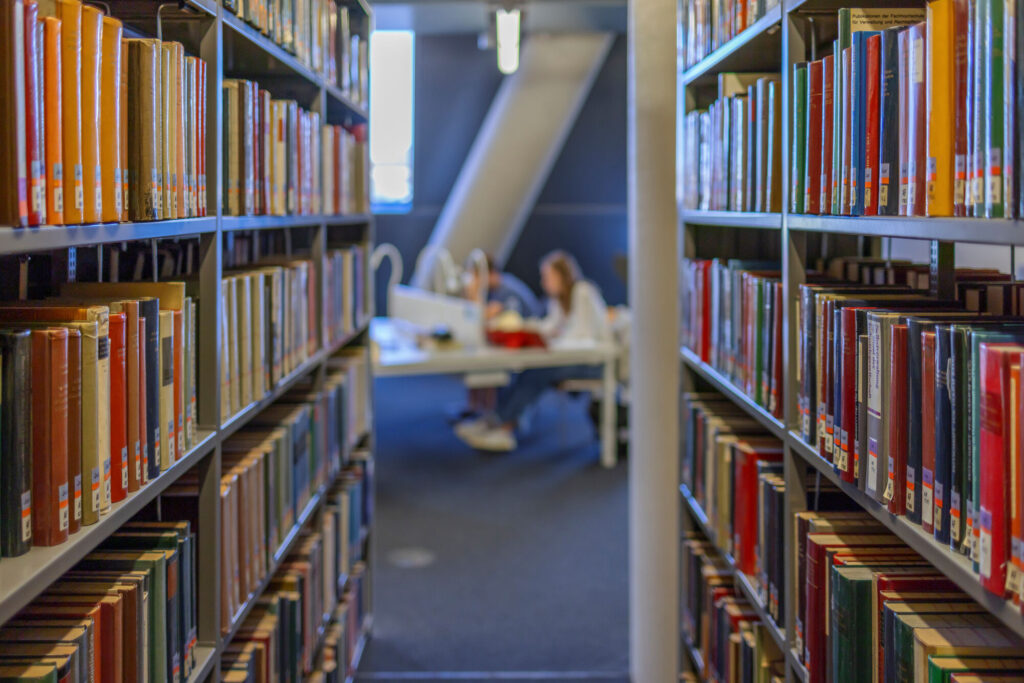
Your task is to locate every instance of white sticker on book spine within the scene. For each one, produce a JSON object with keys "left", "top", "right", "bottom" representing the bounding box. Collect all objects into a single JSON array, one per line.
[
  {"left": 58, "top": 483, "right": 68, "bottom": 531},
  {"left": 21, "top": 491, "right": 31, "bottom": 542}
]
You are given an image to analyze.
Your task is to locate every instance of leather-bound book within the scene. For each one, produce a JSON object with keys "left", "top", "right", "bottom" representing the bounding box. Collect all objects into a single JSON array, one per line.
[
  {"left": 30, "top": 327, "right": 69, "bottom": 546},
  {"left": 99, "top": 16, "right": 122, "bottom": 222},
  {"left": 79, "top": 3, "right": 102, "bottom": 223},
  {"left": 125, "top": 38, "right": 160, "bottom": 220},
  {"left": 41, "top": 15, "right": 62, "bottom": 224},
  {"left": 108, "top": 311, "right": 127, "bottom": 503},
  {"left": 0, "top": 0, "right": 28, "bottom": 227}
]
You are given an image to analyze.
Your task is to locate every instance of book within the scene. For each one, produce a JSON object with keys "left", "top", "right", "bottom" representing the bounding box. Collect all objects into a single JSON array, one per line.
[
  {"left": 159, "top": 310, "right": 175, "bottom": 470},
  {"left": 906, "top": 21, "right": 928, "bottom": 215},
  {"left": 79, "top": 4, "right": 101, "bottom": 223},
  {"left": 878, "top": 27, "right": 902, "bottom": 215},
  {"left": 99, "top": 16, "right": 122, "bottom": 223},
  {"left": 864, "top": 33, "right": 881, "bottom": 215},
  {"left": 108, "top": 312, "right": 128, "bottom": 503},
  {"left": 805, "top": 60, "right": 823, "bottom": 214},
  {"left": 0, "top": 0, "right": 27, "bottom": 228},
  {"left": 792, "top": 63, "right": 808, "bottom": 214},
  {"left": 41, "top": 15, "right": 62, "bottom": 224},
  {"left": 0, "top": 330, "right": 32, "bottom": 556},
  {"left": 850, "top": 30, "right": 878, "bottom": 215},
  {"left": 125, "top": 38, "right": 160, "bottom": 220},
  {"left": 927, "top": 0, "right": 956, "bottom": 216},
  {"left": 30, "top": 327, "right": 69, "bottom": 546},
  {"left": 24, "top": 0, "right": 43, "bottom": 226}
]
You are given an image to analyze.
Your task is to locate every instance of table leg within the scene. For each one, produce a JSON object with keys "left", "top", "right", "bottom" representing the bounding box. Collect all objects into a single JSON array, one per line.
[{"left": 601, "top": 358, "right": 616, "bottom": 468}]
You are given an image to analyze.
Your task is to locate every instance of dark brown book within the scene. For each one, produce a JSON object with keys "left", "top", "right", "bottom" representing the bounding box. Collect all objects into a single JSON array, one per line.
[
  {"left": 0, "top": 329, "right": 32, "bottom": 556},
  {"left": 0, "top": 0, "right": 27, "bottom": 226}
]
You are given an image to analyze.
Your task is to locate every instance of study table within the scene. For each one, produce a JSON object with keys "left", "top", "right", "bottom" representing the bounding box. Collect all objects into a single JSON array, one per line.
[{"left": 370, "top": 317, "right": 620, "bottom": 468}]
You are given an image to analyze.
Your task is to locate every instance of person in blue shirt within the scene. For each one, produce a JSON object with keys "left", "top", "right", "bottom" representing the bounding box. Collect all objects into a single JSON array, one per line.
[{"left": 465, "top": 253, "right": 543, "bottom": 320}]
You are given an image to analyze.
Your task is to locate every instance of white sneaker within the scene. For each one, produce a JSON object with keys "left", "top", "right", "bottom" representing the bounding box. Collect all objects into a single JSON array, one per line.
[
  {"left": 454, "top": 418, "right": 490, "bottom": 440},
  {"left": 456, "top": 425, "right": 517, "bottom": 452}
]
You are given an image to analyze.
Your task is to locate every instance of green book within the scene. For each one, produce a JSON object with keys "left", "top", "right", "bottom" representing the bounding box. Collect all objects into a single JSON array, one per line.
[
  {"left": 830, "top": 565, "right": 877, "bottom": 683},
  {"left": 78, "top": 551, "right": 169, "bottom": 683},
  {"left": 927, "top": 655, "right": 1024, "bottom": 683},
  {"left": 791, "top": 63, "right": 808, "bottom": 214},
  {"left": 984, "top": 0, "right": 1006, "bottom": 217}
]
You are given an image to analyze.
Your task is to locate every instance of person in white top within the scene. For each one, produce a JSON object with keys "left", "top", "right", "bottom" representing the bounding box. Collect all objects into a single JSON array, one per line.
[{"left": 455, "top": 250, "right": 611, "bottom": 452}]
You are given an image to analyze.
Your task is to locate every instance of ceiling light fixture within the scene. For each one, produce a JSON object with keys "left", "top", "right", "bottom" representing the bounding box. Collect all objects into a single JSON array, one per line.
[{"left": 495, "top": 8, "right": 520, "bottom": 75}]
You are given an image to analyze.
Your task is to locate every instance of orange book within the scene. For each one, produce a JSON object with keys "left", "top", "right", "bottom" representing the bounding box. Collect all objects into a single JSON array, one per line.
[
  {"left": 79, "top": 3, "right": 101, "bottom": 223},
  {"left": 173, "top": 42, "right": 185, "bottom": 219},
  {"left": 42, "top": 0, "right": 83, "bottom": 224},
  {"left": 30, "top": 327, "right": 69, "bottom": 546},
  {"left": 18, "top": 603, "right": 106, "bottom": 683},
  {"left": 65, "top": 327, "right": 81, "bottom": 534},
  {"left": 926, "top": 0, "right": 955, "bottom": 216},
  {"left": 41, "top": 16, "right": 62, "bottom": 224},
  {"left": 99, "top": 16, "right": 121, "bottom": 222}
]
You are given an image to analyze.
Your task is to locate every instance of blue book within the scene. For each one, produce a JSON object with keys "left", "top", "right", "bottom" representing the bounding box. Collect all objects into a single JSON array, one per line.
[{"left": 851, "top": 30, "right": 879, "bottom": 215}]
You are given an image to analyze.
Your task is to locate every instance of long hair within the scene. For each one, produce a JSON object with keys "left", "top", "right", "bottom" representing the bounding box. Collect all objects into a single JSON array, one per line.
[{"left": 541, "top": 250, "right": 581, "bottom": 314}]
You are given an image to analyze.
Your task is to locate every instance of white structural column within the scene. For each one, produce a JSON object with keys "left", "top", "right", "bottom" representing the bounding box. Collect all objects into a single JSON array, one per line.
[
  {"left": 627, "top": 0, "right": 678, "bottom": 679},
  {"left": 411, "top": 32, "right": 613, "bottom": 287}
]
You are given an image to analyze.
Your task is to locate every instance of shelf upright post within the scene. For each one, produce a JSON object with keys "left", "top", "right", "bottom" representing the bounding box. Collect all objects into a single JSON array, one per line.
[
  {"left": 629, "top": 0, "right": 680, "bottom": 678},
  {"left": 781, "top": 6, "right": 806, "bottom": 682}
]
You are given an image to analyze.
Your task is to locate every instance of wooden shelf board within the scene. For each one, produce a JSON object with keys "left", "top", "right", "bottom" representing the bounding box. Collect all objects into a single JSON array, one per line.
[
  {"left": 0, "top": 429, "right": 217, "bottom": 623},
  {"left": 787, "top": 431, "right": 1024, "bottom": 638},
  {"left": 681, "top": 347, "right": 787, "bottom": 438},
  {"left": 681, "top": 5, "right": 783, "bottom": 87}
]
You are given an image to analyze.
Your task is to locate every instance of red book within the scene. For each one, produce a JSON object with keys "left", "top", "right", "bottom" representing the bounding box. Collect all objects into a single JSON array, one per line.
[
  {"left": 953, "top": 0, "right": 969, "bottom": 216},
  {"left": 874, "top": 574, "right": 960, "bottom": 674},
  {"left": 138, "top": 317, "right": 148, "bottom": 485},
  {"left": 31, "top": 327, "right": 69, "bottom": 546},
  {"left": 172, "top": 308, "right": 183, "bottom": 460},
  {"left": 887, "top": 324, "right": 909, "bottom": 514},
  {"left": 108, "top": 312, "right": 127, "bottom": 503},
  {"left": 907, "top": 21, "right": 928, "bottom": 215},
  {"left": 978, "top": 341, "right": 1024, "bottom": 596},
  {"left": 805, "top": 60, "right": 824, "bottom": 214},
  {"left": 820, "top": 54, "right": 835, "bottom": 213},
  {"left": 864, "top": 33, "right": 882, "bottom": 215},
  {"left": 920, "top": 330, "right": 937, "bottom": 529},
  {"left": 699, "top": 261, "right": 711, "bottom": 363},
  {"left": 732, "top": 438, "right": 784, "bottom": 577},
  {"left": 24, "top": 0, "right": 43, "bottom": 225}
]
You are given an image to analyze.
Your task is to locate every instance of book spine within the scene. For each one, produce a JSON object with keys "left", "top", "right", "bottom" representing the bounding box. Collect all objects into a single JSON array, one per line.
[
  {"left": 934, "top": 327, "right": 954, "bottom": 544},
  {"left": 80, "top": 6, "right": 102, "bottom": 223},
  {"left": 31, "top": 328, "right": 69, "bottom": 546},
  {"left": 950, "top": 327, "right": 969, "bottom": 554},
  {"left": 955, "top": 0, "right": 970, "bottom": 215},
  {"left": 927, "top": 0, "right": 956, "bottom": 216},
  {"left": 791, "top": 63, "right": 808, "bottom": 214},
  {"left": 24, "top": 0, "right": 44, "bottom": 225},
  {"left": 971, "top": 0, "right": 988, "bottom": 215},
  {"left": 805, "top": 61, "right": 823, "bottom": 214},
  {"left": 898, "top": 29, "right": 911, "bottom": 215},
  {"left": 908, "top": 22, "right": 928, "bottom": 215},
  {"left": 821, "top": 56, "right": 834, "bottom": 213},
  {"left": 109, "top": 313, "right": 128, "bottom": 503},
  {"left": 66, "top": 328, "right": 81, "bottom": 534},
  {"left": 840, "top": 47, "right": 853, "bottom": 215},
  {"left": 142, "top": 300, "right": 161, "bottom": 482},
  {"left": 1002, "top": 0, "right": 1016, "bottom": 218},
  {"left": 878, "top": 28, "right": 901, "bottom": 215},
  {"left": 866, "top": 316, "right": 884, "bottom": 499},
  {"left": 921, "top": 331, "right": 938, "bottom": 531},
  {"left": 887, "top": 325, "right": 909, "bottom": 513},
  {"left": 0, "top": 330, "right": 32, "bottom": 557},
  {"left": 864, "top": 34, "right": 881, "bottom": 215},
  {"left": 42, "top": 16, "right": 63, "bottom": 225},
  {"left": 978, "top": 343, "right": 1011, "bottom": 595},
  {"left": 906, "top": 325, "right": 925, "bottom": 525}
]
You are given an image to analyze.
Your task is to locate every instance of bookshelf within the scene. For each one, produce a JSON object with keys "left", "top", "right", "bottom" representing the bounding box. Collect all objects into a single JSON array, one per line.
[
  {"left": 678, "top": 0, "right": 1024, "bottom": 680},
  {"left": 0, "top": 0, "right": 377, "bottom": 680}
]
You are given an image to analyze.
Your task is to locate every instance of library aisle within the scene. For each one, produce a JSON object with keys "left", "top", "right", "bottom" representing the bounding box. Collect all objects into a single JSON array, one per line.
[{"left": 357, "top": 375, "right": 629, "bottom": 680}]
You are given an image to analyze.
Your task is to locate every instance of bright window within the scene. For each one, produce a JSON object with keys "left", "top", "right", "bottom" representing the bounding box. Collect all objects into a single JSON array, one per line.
[{"left": 370, "top": 30, "right": 414, "bottom": 212}]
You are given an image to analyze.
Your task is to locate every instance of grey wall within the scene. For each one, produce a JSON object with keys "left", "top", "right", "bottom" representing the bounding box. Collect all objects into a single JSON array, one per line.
[{"left": 375, "top": 33, "right": 627, "bottom": 312}]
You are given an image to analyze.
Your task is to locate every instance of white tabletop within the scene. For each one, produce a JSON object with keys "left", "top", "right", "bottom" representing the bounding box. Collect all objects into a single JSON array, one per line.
[{"left": 371, "top": 317, "right": 617, "bottom": 377}]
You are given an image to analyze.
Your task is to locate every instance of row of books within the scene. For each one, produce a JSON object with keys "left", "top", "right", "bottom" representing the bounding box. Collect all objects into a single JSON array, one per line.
[
  {"left": 794, "top": 508, "right": 1024, "bottom": 683},
  {"left": 791, "top": 5, "right": 1017, "bottom": 218},
  {"left": 795, "top": 264, "right": 1024, "bottom": 603},
  {"left": 0, "top": 0, "right": 209, "bottom": 227},
  {"left": 681, "top": 536, "right": 785, "bottom": 683},
  {"left": 223, "top": 77, "right": 368, "bottom": 217},
  {"left": 0, "top": 516, "right": 198, "bottom": 683},
  {"left": 681, "top": 393, "right": 784, "bottom": 626},
  {"left": 324, "top": 244, "right": 367, "bottom": 347},
  {"left": 226, "top": 0, "right": 368, "bottom": 108},
  {"left": 0, "top": 282, "right": 199, "bottom": 555},
  {"left": 680, "top": 0, "right": 781, "bottom": 71},
  {"left": 680, "top": 73, "right": 783, "bottom": 212},
  {"left": 304, "top": 563, "right": 368, "bottom": 683},
  {"left": 681, "top": 257, "right": 786, "bottom": 419}
]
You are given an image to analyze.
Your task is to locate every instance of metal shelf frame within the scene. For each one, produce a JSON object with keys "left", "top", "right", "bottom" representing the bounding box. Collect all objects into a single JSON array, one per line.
[
  {"left": 0, "top": 1, "right": 378, "bottom": 680},
  {"left": 676, "top": 0, "right": 1024, "bottom": 681}
]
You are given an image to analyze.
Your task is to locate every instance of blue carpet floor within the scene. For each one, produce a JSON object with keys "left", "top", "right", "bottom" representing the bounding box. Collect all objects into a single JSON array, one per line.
[{"left": 356, "top": 375, "right": 629, "bottom": 682}]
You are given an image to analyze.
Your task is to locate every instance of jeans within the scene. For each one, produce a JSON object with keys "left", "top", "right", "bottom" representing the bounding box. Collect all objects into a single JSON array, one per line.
[{"left": 495, "top": 364, "right": 602, "bottom": 424}]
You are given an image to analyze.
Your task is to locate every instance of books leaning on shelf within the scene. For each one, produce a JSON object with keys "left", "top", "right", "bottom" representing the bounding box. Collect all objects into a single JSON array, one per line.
[
  {"left": 680, "top": 0, "right": 781, "bottom": 70},
  {"left": 794, "top": 263, "right": 1024, "bottom": 603},
  {"left": 0, "top": 515, "right": 200, "bottom": 683},
  {"left": 223, "top": 0, "right": 368, "bottom": 108},
  {"left": 0, "top": 287, "right": 199, "bottom": 554},
  {"left": 680, "top": 73, "right": 783, "bottom": 212},
  {"left": 222, "top": 77, "right": 368, "bottom": 217},
  {"left": 681, "top": 533, "right": 785, "bottom": 682},
  {"left": 790, "top": 4, "right": 1021, "bottom": 218},
  {"left": 0, "top": 0, "right": 208, "bottom": 227}
]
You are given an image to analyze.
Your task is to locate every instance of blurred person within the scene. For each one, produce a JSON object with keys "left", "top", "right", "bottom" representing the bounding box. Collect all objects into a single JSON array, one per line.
[
  {"left": 464, "top": 253, "right": 543, "bottom": 320},
  {"left": 455, "top": 250, "right": 611, "bottom": 452}
]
